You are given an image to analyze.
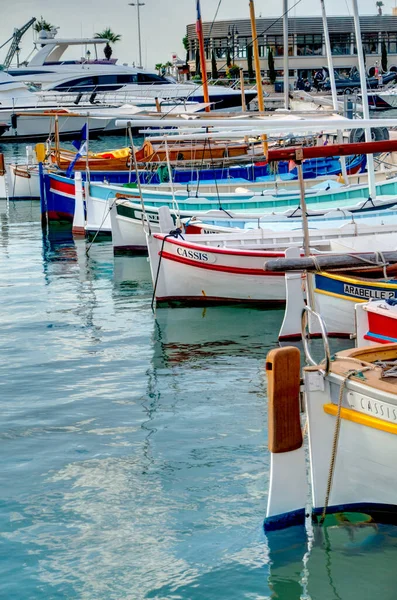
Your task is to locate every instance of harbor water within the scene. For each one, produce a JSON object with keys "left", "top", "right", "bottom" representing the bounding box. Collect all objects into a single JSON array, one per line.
[{"left": 2, "top": 140, "right": 397, "bottom": 599}]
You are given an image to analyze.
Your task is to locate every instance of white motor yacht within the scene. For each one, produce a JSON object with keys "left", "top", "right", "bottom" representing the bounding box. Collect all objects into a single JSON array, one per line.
[
  {"left": 0, "top": 70, "right": 206, "bottom": 141},
  {"left": 8, "top": 34, "right": 257, "bottom": 110}
]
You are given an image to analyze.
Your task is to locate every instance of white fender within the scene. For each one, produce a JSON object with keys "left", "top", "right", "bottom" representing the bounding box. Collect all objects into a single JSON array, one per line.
[
  {"left": 158, "top": 206, "right": 175, "bottom": 233},
  {"left": 72, "top": 172, "right": 85, "bottom": 236},
  {"left": 279, "top": 247, "right": 305, "bottom": 341}
]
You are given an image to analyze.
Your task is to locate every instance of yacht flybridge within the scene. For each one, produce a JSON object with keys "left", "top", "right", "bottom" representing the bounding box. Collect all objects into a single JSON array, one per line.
[
  {"left": 0, "top": 70, "right": 205, "bottom": 141},
  {"left": 8, "top": 35, "right": 257, "bottom": 109}
]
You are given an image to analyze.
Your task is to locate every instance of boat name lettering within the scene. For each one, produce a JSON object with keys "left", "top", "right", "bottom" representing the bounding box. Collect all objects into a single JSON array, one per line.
[
  {"left": 347, "top": 391, "right": 397, "bottom": 423},
  {"left": 176, "top": 247, "right": 209, "bottom": 262},
  {"left": 135, "top": 210, "right": 159, "bottom": 223},
  {"left": 343, "top": 284, "right": 395, "bottom": 300}
]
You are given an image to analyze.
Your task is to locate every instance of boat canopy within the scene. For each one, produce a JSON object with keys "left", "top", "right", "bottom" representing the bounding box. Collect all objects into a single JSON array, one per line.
[{"left": 28, "top": 38, "right": 109, "bottom": 67}]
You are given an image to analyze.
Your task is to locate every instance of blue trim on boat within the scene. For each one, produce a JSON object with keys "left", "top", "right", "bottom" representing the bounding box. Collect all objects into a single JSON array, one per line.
[
  {"left": 264, "top": 508, "right": 306, "bottom": 532},
  {"left": 315, "top": 273, "right": 397, "bottom": 301},
  {"left": 365, "top": 331, "right": 397, "bottom": 343}
]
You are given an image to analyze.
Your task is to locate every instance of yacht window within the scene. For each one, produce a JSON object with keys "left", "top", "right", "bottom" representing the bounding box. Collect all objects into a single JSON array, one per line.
[
  {"left": 137, "top": 73, "right": 170, "bottom": 84},
  {"left": 117, "top": 74, "right": 138, "bottom": 84},
  {"left": 53, "top": 77, "right": 96, "bottom": 91}
]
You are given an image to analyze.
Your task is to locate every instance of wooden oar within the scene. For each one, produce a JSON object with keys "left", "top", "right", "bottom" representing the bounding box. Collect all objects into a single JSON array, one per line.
[{"left": 264, "top": 251, "right": 397, "bottom": 272}]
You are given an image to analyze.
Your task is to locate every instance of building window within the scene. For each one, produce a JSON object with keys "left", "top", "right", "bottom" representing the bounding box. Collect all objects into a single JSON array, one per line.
[
  {"left": 362, "top": 33, "right": 379, "bottom": 54},
  {"left": 258, "top": 44, "right": 266, "bottom": 58},
  {"left": 297, "top": 34, "right": 322, "bottom": 56},
  {"left": 237, "top": 38, "right": 249, "bottom": 58},
  {"left": 265, "top": 35, "right": 293, "bottom": 56},
  {"left": 383, "top": 33, "right": 397, "bottom": 54},
  {"left": 213, "top": 39, "right": 227, "bottom": 59},
  {"left": 330, "top": 33, "right": 351, "bottom": 55}
]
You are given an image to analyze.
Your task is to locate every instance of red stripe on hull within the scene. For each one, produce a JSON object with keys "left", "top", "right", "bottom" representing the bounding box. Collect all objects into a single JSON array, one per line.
[
  {"left": 364, "top": 334, "right": 392, "bottom": 344},
  {"left": 367, "top": 311, "right": 397, "bottom": 339},
  {"left": 160, "top": 250, "right": 284, "bottom": 276},
  {"left": 279, "top": 332, "right": 352, "bottom": 341},
  {"left": 49, "top": 178, "right": 75, "bottom": 195},
  {"left": 155, "top": 234, "right": 287, "bottom": 257}
]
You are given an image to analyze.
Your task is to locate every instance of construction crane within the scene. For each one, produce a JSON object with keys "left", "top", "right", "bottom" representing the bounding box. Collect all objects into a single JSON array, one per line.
[{"left": 1, "top": 18, "right": 36, "bottom": 69}]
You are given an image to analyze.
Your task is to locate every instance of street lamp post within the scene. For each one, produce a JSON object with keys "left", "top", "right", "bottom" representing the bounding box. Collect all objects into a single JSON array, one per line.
[{"left": 128, "top": 2, "right": 145, "bottom": 68}]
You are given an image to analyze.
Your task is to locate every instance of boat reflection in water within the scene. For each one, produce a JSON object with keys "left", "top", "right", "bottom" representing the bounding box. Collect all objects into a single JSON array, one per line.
[
  {"left": 152, "top": 305, "right": 285, "bottom": 368},
  {"left": 266, "top": 517, "right": 397, "bottom": 599}
]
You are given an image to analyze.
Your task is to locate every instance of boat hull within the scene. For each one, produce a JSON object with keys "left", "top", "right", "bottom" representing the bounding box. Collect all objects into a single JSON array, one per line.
[
  {"left": 313, "top": 272, "right": 397, "bottom": 336},
  {"left": 305, "top": 358, "right": 397, "bottom": 517},
  {"left": 147, "top": 233, "right": 287, "bottom": 305}
]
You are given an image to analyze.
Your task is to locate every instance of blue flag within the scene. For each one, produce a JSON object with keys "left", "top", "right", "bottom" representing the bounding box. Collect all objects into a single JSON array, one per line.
[
  {"left": 66, "top": 124, "right": 88, "bottom": 177},
  {"left": 71, "top": 124, "right": 87, "bottom": 151}
]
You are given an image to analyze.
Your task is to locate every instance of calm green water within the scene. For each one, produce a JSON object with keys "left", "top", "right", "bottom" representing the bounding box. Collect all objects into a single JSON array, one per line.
[{"left": 2, "top": 139, "right": 397, "bottom": 599}]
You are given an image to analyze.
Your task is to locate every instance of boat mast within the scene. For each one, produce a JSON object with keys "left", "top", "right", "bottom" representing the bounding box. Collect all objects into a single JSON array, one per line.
[
  {"left": 321, "top": 0, "right": 348, "bottom": 183},
  {"left": 283, "top": 0, "right": 289, "bottom": 110},
  {"left": 352, "top": 0, "right": 376, "bottom": 199},
  {"left": 196, "top": 0, "right": 210, "bottom": 113},
  {"left": 320, "top": 0, "right": 337, "bottom": 110},
  {"left": 249, "top": 0, "right": 264, "bottom": 112}
]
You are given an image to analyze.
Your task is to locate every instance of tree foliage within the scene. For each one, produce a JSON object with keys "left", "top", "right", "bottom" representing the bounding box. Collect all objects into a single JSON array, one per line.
[
  {"left": 94, "top": 28, "right": 121, "bottom": 60},
  {"left": 227, "top": 64, "right": 240, "bottom": 79},
  {"left": 195, "top": 49, "right": 201, "bottom": 77},
  {"left": 381, "top": 39, "right": 388, "bottom": 72},
  {"left": 247, "top": 44, "right": 254, "bottom": 81},
  {"left": 268, "top": 48, "right": 276, "bottom": 84},
  {"left": 211, "top": 49, "right": 218, "bottom": 79},
  {"left": 182, "top": 34, "right": 189, "bottom": 63},
  {"left": 94, "top": 28, "right": 122, "bottom": 43},
  {"left": 34, "top": 17, "right": 56, "bottom": 33}
]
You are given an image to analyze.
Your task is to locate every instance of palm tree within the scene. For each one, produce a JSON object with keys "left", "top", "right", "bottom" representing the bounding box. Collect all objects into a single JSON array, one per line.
[
  {"left": 155, "top": 63, "right": 163, "bottom": 75},
  {"left": 33, "top": 17, "right": 56, "bottom": 33},
  {"left": 376, "top": 1, "right": 384, "bottom": 15},
  {"left": 94, "top": 28, "right": 122, "bottom": 60},
  {"left": 182, "top": 35, "right": 189, "bottom": 64},
  {"left": 164, "top": 61, "right": 172, "bottom": 75},
  {"left": 211, "top": 50, "right": 218, "bottom": 79}
]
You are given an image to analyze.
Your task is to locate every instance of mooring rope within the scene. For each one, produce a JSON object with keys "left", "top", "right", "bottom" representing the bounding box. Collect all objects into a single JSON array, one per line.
[
  {"left": 151, "top": 229, "right": 184, "bottom": 311},
  {"left": 319, "top": 362, "right": 374, "bottom": 525},
  {"left": 85, "top": 198, "right": 116, "bottom": 256}
]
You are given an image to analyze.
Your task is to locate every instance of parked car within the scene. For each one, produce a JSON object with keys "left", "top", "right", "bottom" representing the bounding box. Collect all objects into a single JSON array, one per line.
[{"left": 322, "top": 70, "right": 397, "bottom": 94}]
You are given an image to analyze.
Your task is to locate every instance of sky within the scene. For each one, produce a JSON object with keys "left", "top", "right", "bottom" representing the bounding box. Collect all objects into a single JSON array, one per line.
[{"left": 1, "top": 0, "right": 396, "bottom": 70}]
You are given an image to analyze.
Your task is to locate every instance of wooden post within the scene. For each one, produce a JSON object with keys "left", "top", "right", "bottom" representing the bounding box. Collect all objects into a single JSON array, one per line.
[
  {"left": 262, "top": 133, "right": 268, "bottom": 158},
  {"left": 54, "top": 115, "right": 60, "bottom": 167},
  {"left": 249, "top": 0, "right": 264, "bottom": 112},
  {"left": 155, "top": 97, "right": 161, "bottom": 113},
  {"left": 296, "top": 149, "right": 315, "bottom": 310},
  {"left": 240, "top": 68, "right": 246, "bottom": 112},
  {"left": 266, "top": 346, "right": 302, "bottom": 453},
  {"left": 196, "top": 0, "right": 211, "bottom": 113}
]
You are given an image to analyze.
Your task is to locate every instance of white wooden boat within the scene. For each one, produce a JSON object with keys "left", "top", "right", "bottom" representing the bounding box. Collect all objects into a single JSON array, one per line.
[
  {"left": 265, "top": 332, "right": 397, "bottom": 533},
  {"left": 108, "top": 191, "right": 397, "bottom": 253},
  {"left": 356, "top": 298, "right": 397, "bottom": 345},
  {"left": 146, "top": 220, "right": 397, "bottom": 305},
  {"left": 278, "top": 268, "right": 397, "bottom": 340}
]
